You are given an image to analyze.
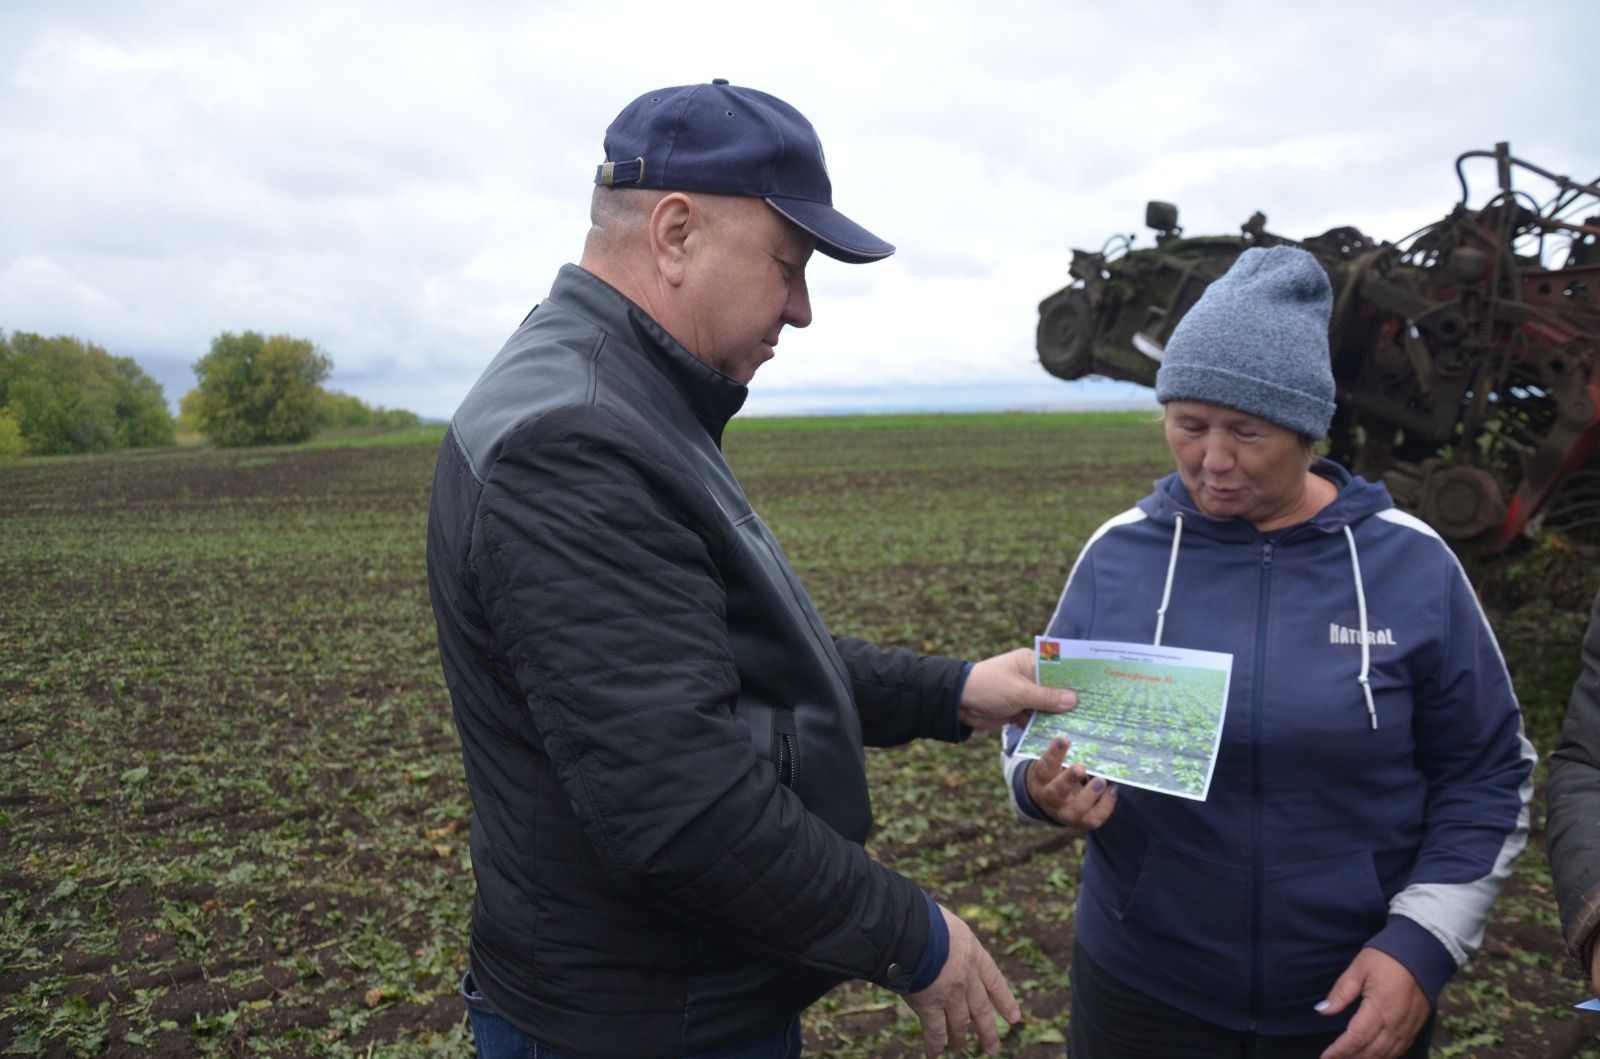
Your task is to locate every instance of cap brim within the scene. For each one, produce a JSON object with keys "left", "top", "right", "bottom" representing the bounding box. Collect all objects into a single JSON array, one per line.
[{"left": 767, "top": 197, "right": 894, "bottom": 264}]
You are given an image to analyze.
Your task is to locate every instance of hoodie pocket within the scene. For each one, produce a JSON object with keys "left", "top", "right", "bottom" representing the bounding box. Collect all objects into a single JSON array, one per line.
[
  {"left": 1113, "top": 837, "right": 1251, "bottom": 1008},
  {"left": 1262, "top": 850, "right": 1389, "bottom": 1011}
]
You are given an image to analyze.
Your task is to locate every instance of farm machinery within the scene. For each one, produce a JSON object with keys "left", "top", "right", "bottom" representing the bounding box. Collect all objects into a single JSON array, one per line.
[{"left": 1037, "top": 143, "right": 1600, "bottom": 558}]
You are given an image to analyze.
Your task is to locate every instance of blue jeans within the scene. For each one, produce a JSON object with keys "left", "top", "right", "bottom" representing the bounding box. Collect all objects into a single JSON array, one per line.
[{"left": 461, "top": 972, "right": 803, "bottom": 1059}]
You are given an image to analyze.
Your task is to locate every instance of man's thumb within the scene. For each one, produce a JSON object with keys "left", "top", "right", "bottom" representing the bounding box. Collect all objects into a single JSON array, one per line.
[{"left": 1034, "top": 684, "right": 1076, "bottom": 713}]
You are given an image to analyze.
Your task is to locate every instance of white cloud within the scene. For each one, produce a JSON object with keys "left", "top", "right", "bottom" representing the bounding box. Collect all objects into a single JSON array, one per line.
[{"left": 1, "top": 0, "right": 1596, "bottom": 419}]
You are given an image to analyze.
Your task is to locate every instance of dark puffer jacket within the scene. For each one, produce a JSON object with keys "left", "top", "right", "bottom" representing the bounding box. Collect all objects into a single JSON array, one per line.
[
  {"left": 1548, "top": 590, "right": 1600, "bottom": 976},
  {"left": 426, "top": 264, "right": 967, "bottom": 1058}
]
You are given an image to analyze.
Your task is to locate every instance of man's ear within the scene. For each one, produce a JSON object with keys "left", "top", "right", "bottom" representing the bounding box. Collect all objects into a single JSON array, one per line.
[{"left": 649, "top": 193, "right": 696, "bottom": 287}]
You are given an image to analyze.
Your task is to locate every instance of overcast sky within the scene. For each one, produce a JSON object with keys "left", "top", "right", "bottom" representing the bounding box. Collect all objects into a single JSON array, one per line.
[{"left": 3, "top": 1, "right": 1598, "bottom": 420}]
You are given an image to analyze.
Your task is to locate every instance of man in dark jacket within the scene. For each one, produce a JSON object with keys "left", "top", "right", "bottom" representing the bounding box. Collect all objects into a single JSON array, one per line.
[
  {"left": 1548, "top": 588, "right": 1600, "bottom": 996},
  {"left": 426, "top": 80, "right": 1071, "bottom": 1059}
]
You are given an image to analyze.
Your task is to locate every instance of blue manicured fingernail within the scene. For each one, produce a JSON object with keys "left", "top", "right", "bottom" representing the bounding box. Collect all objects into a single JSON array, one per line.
[
  {"left": 1053, "top": 737, "right": 1067, "bottom": 750},
  {"left": 1090, "top": 777, "right": 1106, "bottom": 792},
  {"left": 1314, "top": 1000, "right": 1330, "bottom": 1012}
]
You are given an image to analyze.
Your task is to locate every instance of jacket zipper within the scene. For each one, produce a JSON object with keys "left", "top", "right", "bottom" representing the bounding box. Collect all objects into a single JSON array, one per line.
[
  {"left": 1248, "top": 537, "right": 1274, "bottom": 1031},
  {"left": 773, "top": 711, "right": 797, "bottom": 790}
]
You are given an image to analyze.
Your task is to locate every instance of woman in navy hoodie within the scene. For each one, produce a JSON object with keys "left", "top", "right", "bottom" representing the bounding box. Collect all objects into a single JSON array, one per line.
[{"left": 1002, "top": 246, "right": 1535, "bottom": 1059}]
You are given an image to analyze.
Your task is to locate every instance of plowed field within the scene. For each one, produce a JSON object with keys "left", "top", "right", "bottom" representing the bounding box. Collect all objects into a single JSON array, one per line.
[{"left": 2, "top": 414, "right": 1596, "bottom": 1057}]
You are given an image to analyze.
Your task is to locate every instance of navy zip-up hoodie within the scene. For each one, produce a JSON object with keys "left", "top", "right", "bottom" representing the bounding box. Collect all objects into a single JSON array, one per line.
[{"left": 1003, "top": 460, "right": 1534, "bottom": 1035}]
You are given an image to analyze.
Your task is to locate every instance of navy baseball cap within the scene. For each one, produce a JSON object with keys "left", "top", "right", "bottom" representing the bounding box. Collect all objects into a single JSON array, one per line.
[{"left": 595, "top": 79, "right": 894, "bottom": 264}]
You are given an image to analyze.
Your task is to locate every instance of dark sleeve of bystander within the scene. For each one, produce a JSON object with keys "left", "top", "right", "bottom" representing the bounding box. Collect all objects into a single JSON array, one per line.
[{"left": 1547, "top": 589, "right": 1600, "bottom": 983}]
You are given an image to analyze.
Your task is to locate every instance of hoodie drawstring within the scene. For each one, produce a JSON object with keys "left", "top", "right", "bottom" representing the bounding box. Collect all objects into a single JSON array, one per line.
[
  {"left": 1343, "top": 525, "right": 1379, "bottom": 730},
  {"left": 1152, "top": 513, "right": 1377, "bottom": 731},
  {"left": 1154, "top": 514, "right": 1184, "bottom": 647}
]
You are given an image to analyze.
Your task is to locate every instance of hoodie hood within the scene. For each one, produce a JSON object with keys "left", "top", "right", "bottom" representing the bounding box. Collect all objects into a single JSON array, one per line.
[{"left": 1137, "top": 456, "right": 1394, "bottom": 540}]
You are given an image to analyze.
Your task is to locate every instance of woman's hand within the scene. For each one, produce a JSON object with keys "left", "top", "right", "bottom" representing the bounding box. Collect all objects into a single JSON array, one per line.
[
  {"left": 1025, "top": 736, "right": 1117, "bottom": 829},
  {"left": 1315, "top": 947, "right": 1431, "bottom": 1059}
]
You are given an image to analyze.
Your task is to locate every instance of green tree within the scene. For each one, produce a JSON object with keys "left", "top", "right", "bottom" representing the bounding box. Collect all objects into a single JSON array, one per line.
[
  {"left": 189, "top": 331, "right": 332, "bottom": 447},
  {"left": 371, "top": 405, "right": 420, "bottom": 429},
  {"left": 0, "top": 407, "right": 24, "bottom": 458},
  {"left": 0, "top": 331, "right": 175, "bottom": 455},
  {"left": 319, "top": 389, "right": 421, "bottom": 430},
  {"left": 111, "top": 355, "right": 176, "bottom": 448},
  {"left": 177, "top": 387, "right": 204, "bottom": 436},
  {"left": 320, "top": 389, "right": 373, "bottom": 429}
]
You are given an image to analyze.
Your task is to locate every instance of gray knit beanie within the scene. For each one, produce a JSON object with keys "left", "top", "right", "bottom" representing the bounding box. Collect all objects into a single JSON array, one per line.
[{"left": 1154, "top": 245, "right": 1336, "bottom": 438}]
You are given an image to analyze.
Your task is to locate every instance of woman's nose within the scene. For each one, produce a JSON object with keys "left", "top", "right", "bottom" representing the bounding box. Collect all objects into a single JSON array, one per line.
[{"left": 1201, "top": 440, "right": 1234, "bottom": 472}]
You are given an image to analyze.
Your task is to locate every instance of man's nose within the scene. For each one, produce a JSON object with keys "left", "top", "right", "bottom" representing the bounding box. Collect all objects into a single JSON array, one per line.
[{"left": 785, "top": 275, "right": 812, "bottom": 329}]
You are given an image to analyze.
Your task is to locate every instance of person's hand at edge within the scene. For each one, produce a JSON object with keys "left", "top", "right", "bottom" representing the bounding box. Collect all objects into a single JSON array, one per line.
[
  {"left": 903, "top": 904, "right": 1020, "bottom": 1056},
  {"left": 1316, "top": 947, "right": 1431, "bottom": 1059},
  {"left": 960, "top": 647, "right": 1074, "bottom": 730},
  {"left": 1025, "top": 736, "right": 1117, "bottom": 829},
  {"left": 1590, "top": 940, "right": 1600, "bottom": 998}
]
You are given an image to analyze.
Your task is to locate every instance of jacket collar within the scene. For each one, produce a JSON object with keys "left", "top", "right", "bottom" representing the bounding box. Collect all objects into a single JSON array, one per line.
[{"left": 546, "top": 264, "right": 748, "bottom": 444}]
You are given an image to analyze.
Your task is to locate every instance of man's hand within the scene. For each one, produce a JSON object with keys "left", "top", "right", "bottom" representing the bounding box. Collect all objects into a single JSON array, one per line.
[
  {"left": 904, "top": 905, "right": 1021, "bottom": 1056},
  {"left": 1316, "top": 947, "right": 1431, "bottom": 1059},
  {"left": 959, "top": 647, "right": 1074, "bottom": 730},
  {"left": 1025, "top": 736, "right": 1117, "bottom": 829}
]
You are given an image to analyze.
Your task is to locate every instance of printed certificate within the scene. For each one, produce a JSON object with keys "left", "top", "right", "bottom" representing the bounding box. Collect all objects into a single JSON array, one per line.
[{"left": 1015, "top": 636, "right": 1233, "bottom": 801}]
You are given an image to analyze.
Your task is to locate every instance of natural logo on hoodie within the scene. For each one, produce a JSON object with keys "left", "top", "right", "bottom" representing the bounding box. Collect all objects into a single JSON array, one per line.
[{"left": 1328, "top": 623, "right": 1397, "bottom": 646}]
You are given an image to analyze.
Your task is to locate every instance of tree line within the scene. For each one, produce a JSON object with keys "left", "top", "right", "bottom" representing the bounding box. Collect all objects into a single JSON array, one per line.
[{"left": 0, "top": 330, "right": 419, "bottom": 457}]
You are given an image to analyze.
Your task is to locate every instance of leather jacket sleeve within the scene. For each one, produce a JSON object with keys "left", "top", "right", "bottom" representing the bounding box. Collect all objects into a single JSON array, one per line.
[
  {"left": 834, "top": 636, "right": 967, "bottom": 747},
  {"left": 1547, "top": 590, "right": 1600, "bottom": 976}
]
